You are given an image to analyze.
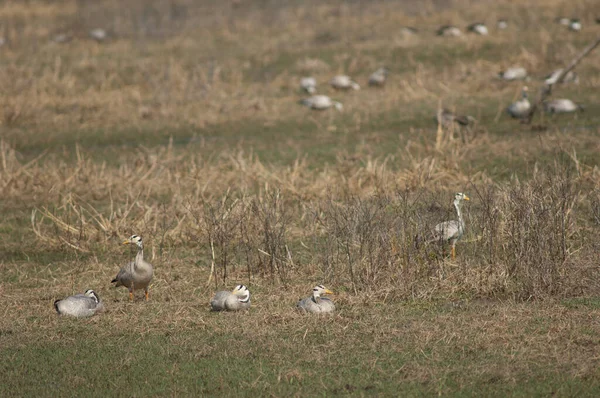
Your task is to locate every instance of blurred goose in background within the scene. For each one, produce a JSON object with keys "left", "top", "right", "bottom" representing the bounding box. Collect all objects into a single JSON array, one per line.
[
  {"left": 297, "top": 285, "right": 335, "bottom": 314},
  {"left": 300, "top": 77, "right": 317, "bottom": 94},
  {"left": 543, "top": 99, "right": 584, "bottom": 114},
  {"left": 497, "top": 19, "right": 508, "bottom": 30},
  {"left": 506, "top": 86, "right": 531, "bottom": 119},
  {"left": 330, "top": 75, "right": 360, "bottom": 90},
  {"left": 210, "top": 285, "right": 251, "bottom": 311},
  {"left": 569, "top": 19, "right": 582, "bottom": 31},
  {"left": 435, "top": 109, "right": 475, "bottom": 127},
  {"left": 52, "top": 33, "right": 72, "bottom": 43},
  {"left": 401, "top": 26, "right": 419, "bottom": 36},
  {"left": 467, "top": 22, "right": 489, "bottom": 35},
  {"left": 498, "top": 67, "right": 528, "bottom": 81},
  {"left": 437, "top": 25, "right": 462, "bottom": 37},
  {"left": 368, "top": 67, "right": 389, "bottom": 87},
  {"left": 54, "top": 289, "right": 104, "bottom": 318},
  {"left": 89, "top": 28, "right": 108, "bottom": 42},
  {"left": 428, "top": 193, "right": 470, "bottom": 260},
  {"left": 556, "top": 17, "right": 571, "bottom": 26},
  {"left": 111, "top": 235, "right": 154, "bottom": 301},
  {"left": 544, "top": 68, "right": 579, "bottom": 85},
  {"left": 300, "top": 95, "right": 343, "bottom": 111}
]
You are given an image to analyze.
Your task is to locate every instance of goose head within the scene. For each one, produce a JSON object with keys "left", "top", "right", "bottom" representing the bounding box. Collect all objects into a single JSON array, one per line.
[
  {"left": 453, "top": 192, "right": 470, "bottom": 207},
  {"left": 232, "top": 284, "right": 250, "bottom": 303},
  {"left": 312, "top": 285, "right": 333, "bottom": 302},
  {"left": 84, "top": 289, "right": 100, "bottom": 304},
  {"left": 123, "top": 235, "right": 143, "bottom": 249}
]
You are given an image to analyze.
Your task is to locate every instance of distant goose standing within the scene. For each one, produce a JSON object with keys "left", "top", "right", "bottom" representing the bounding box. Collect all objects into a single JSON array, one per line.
[
  {"left": 498, "top": 67, "right": 528, "bottom": 81},
  {"left": 467, "top": 22, "right": 489, "bottom": 35},
  {"left": 54, "top": 289, "right": 104, "bottom": 318},
  {"left": 329, "top": 75, "right": 360, "bottom": 90},
  {"left": 368, "top": 67, "right": 389, "bottom": 87},
  {"left": 506, "top": 86, "right": 531, "bottom": 119},
  {"left": 543, "top": 99, "right": 584, "bottom": 114},
  {"left": 569, "top": 19, "right": 582, "bottom": 31},
  {"left": 437, "top": 25, "right": 462, "bottom": 37},
  {"left": 297, "top": 285, "right": 335, "bottom": 314},
  {"left": 210, "top": 285, "right": 251, "bottom": 311},
  {"left": 497, "top": 19, "right": 508, "bottom": 30},
  {"left": 427, "top": 193, "right": 470, "bottom": 260},
  {"left": 544, "top": 68, "right": 579, "bottom": 85},
  {"left": 300, "top": 95, "right": 343, "bottom": 111},
  {"left": 111, "top": 235, "right": 154, "bottom": 301},
  {"left": 300, "top": 77, "right": 317, "bottom": 94}
]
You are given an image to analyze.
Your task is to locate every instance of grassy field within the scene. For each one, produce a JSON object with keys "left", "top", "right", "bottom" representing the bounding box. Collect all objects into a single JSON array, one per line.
[{"left": 2, "top": 0, "right": 600, "bottom": 395}]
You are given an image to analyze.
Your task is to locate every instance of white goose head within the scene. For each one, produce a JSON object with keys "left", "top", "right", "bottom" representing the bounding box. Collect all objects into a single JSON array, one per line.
[
  {"left": 123, "top": 235, "right": 143, "bottom": 249},
  {"left": 232, "top": 284, "right": 250, "bottom": 303},
  {"left": 83, "top": 289, "right": 100, "bottom": 304},
  {"left": 312, "top": 285, "right": 333, "bottom": 300},
  {"left": 453, "top": 192, "right": 470, "bottom": 207}
]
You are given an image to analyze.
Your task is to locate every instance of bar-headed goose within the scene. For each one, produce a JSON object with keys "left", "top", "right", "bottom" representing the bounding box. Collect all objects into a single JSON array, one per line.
[
  {"left": 300, "top": 95, "right": 343, "bottom": 111},
  {"left": 54, "top": 289, "right": 104, "bottom": 318},
  {"left": 300, "top": 77, "right": 317, "bottom": 94},
  {"left": 368, "top": 67, "right": 389, "bottom": 87},
  {"left": 467, "top": 22, "right": 489, "bottom": 35},
  {"left": 506, "top": 86, "right": 531, "bottom": 119},
  {"left": 498, "top": 67, "right": 528, "bottom": 81},
  {"left": 544, "top": 69, "right": 579, "bottom": 85},
  {"left": 437, "top": 25, "right": 462, "bottom": 37},
  {"left": 297, "top": 285, "right": 335, "bottom": 314},
  {"left": 436, "top": 109, "right": 475, "bottom": 127},
  {"left": 329, "top": 75, "right": 360, "bottom": 90},
  {"left": 569, "top": 19, "right": 582, "bottom": 31},
  {"left": 543, "top": 99, "right": 584, "bottom": 114},
  {"left": 210, "top": 285, "right": 251, "bottom": 311},
  {"left": 497, "top": 19, "right": 508, "bottom": 30},
  {"left": 111, "top": 235, "right": 154, "bottom": 301},
  {"left": 427, "top": 193, "right": 470, "bottom": 260}
]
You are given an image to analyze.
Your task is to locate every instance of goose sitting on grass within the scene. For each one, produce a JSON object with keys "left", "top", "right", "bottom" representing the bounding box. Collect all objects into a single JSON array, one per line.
[
  {"left": 210, "top": 285, "right": 251, "bottom": 311},
  {"left": 569, "top": 19, "right": 582, "bottom": 31},
  {"left": 300, "top": 95, "right": 343, "bottom": 111},
  {"left": 506, "top": 86, "right": 531, "bottom": 119},
  {"left": 111, "top": 235, "right": 154, "bottom": 301},
  {"left": 297, "top": 285, "right": 335, "bottom": 314},
  {"left": 543, "top": 99, "right": 584, "bottom": 114},
  {"left": 300, "top": 77, "right": 317, "bottom": 94},
  {"left": 54, "top": 290, "right": 104, "bottom": 318},
  {"left": 437, "top": 25, "right": 462, "bottom": 37},
  {"left": 467, "top": 22, "right": 488, "bottom": 35},
  {"left": 330, "top": 75, "right": 360, "bottom": 90},
  {"left": 497, "top": 19, "right": 508, "bottom": 30},
  {"left": 498, "top": 67, "right": 528, "bottom": 81},
  {"left": 544, "top": 69, "right": 579, "bottom": 85}
]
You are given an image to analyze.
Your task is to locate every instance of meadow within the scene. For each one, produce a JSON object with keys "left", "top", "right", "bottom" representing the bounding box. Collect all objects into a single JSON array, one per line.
[{"left": 1, "top": 0, "right": 600, "bottom": 395}]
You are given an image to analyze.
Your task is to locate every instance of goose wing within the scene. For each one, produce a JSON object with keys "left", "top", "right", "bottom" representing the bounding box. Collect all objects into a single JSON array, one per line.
[
  {"left": 210, "top": 291, "right": 232, "bottom": 311},
  {"left": 55, "top": 295, "right": 101, "bottom": 318},
  {"left": 433, "top": 220, "right": 461, "bottom": 241}
]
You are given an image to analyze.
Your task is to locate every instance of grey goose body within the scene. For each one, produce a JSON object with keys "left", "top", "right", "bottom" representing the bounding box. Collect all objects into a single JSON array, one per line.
[
  {"left": 111, "top": 235, "right": 154, "bottom": 301},
  {"left": 210, "top": 285, "right": 251, "bottom": 311},
  {"left": 54, "top": 289, "right": 104, "bottom": 318},
  {"left": 297, "top": 285, "right": 335, "bottom": 314}
]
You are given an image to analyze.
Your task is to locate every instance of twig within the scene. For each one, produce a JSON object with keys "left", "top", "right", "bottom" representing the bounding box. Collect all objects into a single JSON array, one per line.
[{"left": 525, "top": 36, "right": 600, "bottom": 124}]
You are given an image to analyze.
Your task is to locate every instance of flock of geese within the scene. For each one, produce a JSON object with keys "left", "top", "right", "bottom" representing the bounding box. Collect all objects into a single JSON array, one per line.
[
  {"left": 299, "top": 17, "right": 594, "bottom": 118},
  {"left": 53, "top": 15, "right": 597, "bottom": 320},
  {"left": 54, "top": 193, "right": 470, "bottom": 318}
]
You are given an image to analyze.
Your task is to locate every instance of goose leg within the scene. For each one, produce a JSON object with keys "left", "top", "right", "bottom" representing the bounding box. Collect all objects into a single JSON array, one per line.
[
  {"left": 129, "top": 287, "right": 134, "bottom": 301},
  {"left": 451, "top": 245, "right": 456, "bottom": 260},
  {"left": 144, "top": 288, "right": 149, "bottom": 301}
]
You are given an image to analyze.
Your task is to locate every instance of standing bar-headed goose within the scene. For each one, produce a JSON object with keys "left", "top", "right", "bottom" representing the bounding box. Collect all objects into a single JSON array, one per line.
[
  {"left": 111, "top": 235, "right": 154, "bottom": 301},
  {"left": 507, "top": 86, "right": 531, "bottom": 119}
]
